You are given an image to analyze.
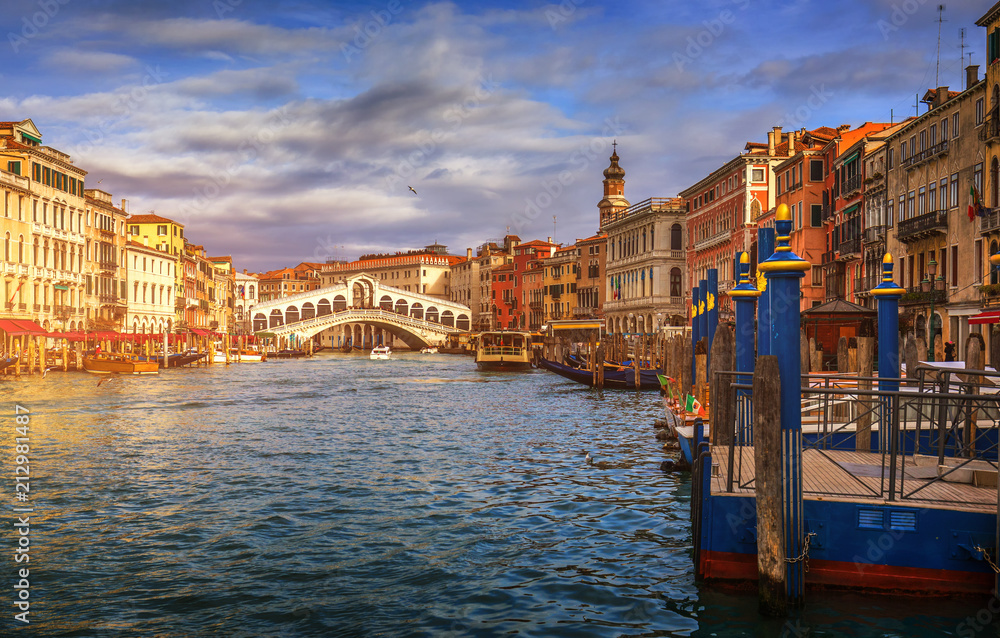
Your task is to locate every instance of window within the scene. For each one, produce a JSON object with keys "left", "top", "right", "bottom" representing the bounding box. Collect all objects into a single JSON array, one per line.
[
  {"left": 901, "top": 141, "right": 907, "bottom": 160},
  {"left": 129, "top": 225, "right": 138, "bottom": 235},
  {"left": 157, "top": 225, "right": 167, "bottom": 236},
  {"left": 941, "top": 117, "right": 948, "bottom": 140},
  {"left": 809, "top": 159, "right": 823, "bottom": 181},
  {"left": 929, "top": 124, "right": 936, "bottom": 147},
  {"left": 940, "top": 178, "right": 948, "bottom": 210},
  {"left": 952, "top": 245, "right": 958, "bottom": 287},
  {"left": 918, "top": 186, "right": 926, "bottom": 215},
  {"left": 811, "top": 265, "right": 823, "bottom": 287},
  {"left": 919, "top": 130, "right": 926, "bottom": 151},
  {"left": 929, "top": 183, "right": 936, "bottom": 212},
  {"left": 887, "top": 147, "right": 894, "bottom": 169},
  {"left": 950, "top": 173, "right": 959, "bottom": 208},
  {"left": 977, "top": 97, "right": 985, "bottom": 125},
  {"left": 907, "top": 191, "right": 915, "bottom": 218},
  {"left": 752, "top": 168, "right": 764, "bottom": 182},
  {"left": 7, "top": 161, "right": 20, "bottom": 176},
  {"left": 953, "top": 112, "right": 960, "bottom": 138},
  {"left": 777, "top": 175, "right": 782, "bottom": 193},
  {"left": 975, "top": 163, "right": 984, "bottom": 198},
  {"left": 811, "top": 204, "right": 822, "bottom": 227},
  {"left": 887, "top": 200, "right": 894, "bottom": 227}
]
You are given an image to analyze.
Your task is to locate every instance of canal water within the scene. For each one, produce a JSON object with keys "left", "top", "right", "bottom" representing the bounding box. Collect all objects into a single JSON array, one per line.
[{"left": 0, "top": 354, "right": 993, "bottom": 636}]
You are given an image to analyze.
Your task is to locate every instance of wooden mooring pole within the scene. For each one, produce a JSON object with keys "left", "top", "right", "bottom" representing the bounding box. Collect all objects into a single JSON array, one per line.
[{"left": 754, "top": 355, "right": 785, "bottom": 616}]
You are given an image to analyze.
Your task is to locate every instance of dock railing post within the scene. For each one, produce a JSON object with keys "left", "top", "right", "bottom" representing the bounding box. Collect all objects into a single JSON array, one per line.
[
  {"left": 698, "top": 279, "right": 709, "bottom": 370},
  {"left": 871, "top": 254, "right": 904, "bottom": 457},
  {"left": 757, "top": 227, "right": 775, "bottom": 357},
  {"left": 729, "top": 252, "right": 761, "bottom": 446},
  {"left": 691, "top": 286, "right": 700, "bottom": 393},
  {"left": 754, "top": 355, "right": 785, "bottom": 616},
  {"left": 757, "top": 203, "right": 809, "bottom": 609},
  {"left": 707, "top": 268, "right": 718, "bottom": 372}
]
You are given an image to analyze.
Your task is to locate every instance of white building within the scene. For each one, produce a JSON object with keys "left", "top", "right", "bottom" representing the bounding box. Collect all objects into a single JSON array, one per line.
[
  {"left": 235, "top": 269, "right": 259, "bottom": 334},
  {"left": 125, "top": 240, "right": 175, "bottom": 334}
]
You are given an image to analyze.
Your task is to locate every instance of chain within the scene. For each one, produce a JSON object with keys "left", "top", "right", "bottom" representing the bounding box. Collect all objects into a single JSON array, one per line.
[
  {"left": 974, "top": 545, "right": 1000, "bottom": 574},
  {"left": 785, "top": 532, "right": 818, "bottom": 573}
]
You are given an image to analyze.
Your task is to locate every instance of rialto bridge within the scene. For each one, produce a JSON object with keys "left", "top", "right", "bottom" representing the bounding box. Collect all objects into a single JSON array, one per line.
[{"left": 249, "top": 274, "right": 471, "bottom": 350}]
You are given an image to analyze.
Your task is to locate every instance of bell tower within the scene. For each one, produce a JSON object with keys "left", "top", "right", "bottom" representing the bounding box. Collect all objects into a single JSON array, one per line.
[{"left": 598, "top": 141, "right": 629, "bottom": 230}]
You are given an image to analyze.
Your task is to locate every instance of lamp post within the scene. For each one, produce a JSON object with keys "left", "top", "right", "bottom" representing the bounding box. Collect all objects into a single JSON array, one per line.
[{"left": 928, "top": 258, "right": 937, "bottom": 362}]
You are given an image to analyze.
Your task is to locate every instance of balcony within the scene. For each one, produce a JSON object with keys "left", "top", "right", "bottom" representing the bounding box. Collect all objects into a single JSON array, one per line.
[
  {"left": 863, "top": 225, "right": 888, "bottom": 245},
  {"left": 99, "top": 260, "right": 117, "bottom": 272},
  {"left": 897, "top": 209, "right": 948, "bottom": 243},
  {"left": 822, "top": 205, "right": 834, "bottom": 222},
  {"left": 979, "top": 208, "right": 1000, "bottom": 235},
  {"left": 980, "top": 284, "right": 1000, "bottom": 309},
  {"left": 899, "top": 286, "right": 947, "bottom": 306},
  {"left": 901, "top": 140, "right": 949, "bottom": 170},
  {"left": 842, "top": 174, "right": 863, "bottom": 196},
  {"left": 979, "top": 113, "right": 1000, "bottom": 144},
  {"left": 838, "top": 237, "right": 861, "bottom": 259}
]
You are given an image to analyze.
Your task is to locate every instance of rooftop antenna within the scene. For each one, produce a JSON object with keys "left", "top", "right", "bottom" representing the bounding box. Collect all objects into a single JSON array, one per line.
[
  {"left": 553, "top": 215, "right": 557, "bottom": 243},
  {"left": 935, "top": 5, "right": 946, "bottom": 87},
  {"left": 959, "top": 28, "right": 967, "bottom": 88},
  {"left": 914, "top": 93, "right": 920, "bottom": 116}
]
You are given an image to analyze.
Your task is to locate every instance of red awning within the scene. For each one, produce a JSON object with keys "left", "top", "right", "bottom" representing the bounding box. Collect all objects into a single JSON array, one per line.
[
  {"left": 0, "top": 319, "right": 47, "bottom": 336},
  {"left": 969, "top": 310, "right": 1000, "bottom": 325},
  {"left": 190, "top": 328, "right": 209, "bottom": 336}
]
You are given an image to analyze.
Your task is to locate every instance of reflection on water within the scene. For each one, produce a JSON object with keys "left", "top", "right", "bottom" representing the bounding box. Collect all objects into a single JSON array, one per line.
[{"left": 0, "top": 354, "right": 989, "bottom": 636}]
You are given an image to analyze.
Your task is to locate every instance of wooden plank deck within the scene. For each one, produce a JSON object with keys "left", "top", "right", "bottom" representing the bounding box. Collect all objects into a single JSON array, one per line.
[{"left": 711, "top": 445, "right": 998, "bottom": 514}]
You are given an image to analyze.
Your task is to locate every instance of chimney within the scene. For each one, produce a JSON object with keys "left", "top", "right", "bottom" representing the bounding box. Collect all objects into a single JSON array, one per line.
[
  {"left": 121, "top": 198, "right": 127, "bottom": 213},
  {"left": 547, "top": 236, "right": 553, "bottom": 243},
  {"left": 772, "top": 127, "right": 782, "bottom": 156},
  {"left": 466, "top": 247, "right": 472, "bottom": 260},
  {"left": 966, "top": 65, "right": 980, "bottom": 90},
  {"left": 767, "top": 131, "right": 775, "bottom": 155},
  {"left": 934, "top": 86, "right": 949, "bottom": 109},
  {"left": 787, "top": 130, "right": 796, "bottom": 157}
]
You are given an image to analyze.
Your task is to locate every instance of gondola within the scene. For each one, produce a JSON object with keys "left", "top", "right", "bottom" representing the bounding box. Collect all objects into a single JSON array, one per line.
[{"left": 538, "top": 357, "right": 663, "bottom": 390}]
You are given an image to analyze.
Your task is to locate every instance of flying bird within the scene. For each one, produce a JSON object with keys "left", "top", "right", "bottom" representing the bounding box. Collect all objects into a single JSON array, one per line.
[
  {"left": 41, "top": 367, "right": 53, "bottom": 378},
  {"left": 408, "top": 186, "right": 418, "bottom": 195}
]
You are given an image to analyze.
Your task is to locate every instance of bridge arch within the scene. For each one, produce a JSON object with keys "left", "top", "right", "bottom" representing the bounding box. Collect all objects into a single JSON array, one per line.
[
  {"left": 302, "top": 302, "right": 315, "bottom": 319},
  {"left": 332, "top": 295, "right": 346, "bottom": 312},
  {"left": 426, "top": 306, "right": 439, "bottom": 323},
  {"left": 379, "top": 295, "right": 393, "bottom": 311},
  {"left": 286, "top": 305, "right": 300, "bottom": 324},
  {"left": 441, "top": 310, "right": 454, "bottom": 327},
  {"left": 318, "top": 298, "right": 333, "bottom": 315},
  {"left": 254, "top": 312, "right": 267, "bottom": 331},
  {"left": 456, "top": 314, "right": 470, "bottom": 330},
  {"left": 411, "top": 302, "right": 423, "bottom": 320},
  {"left": 395, "top": 299, "right": 408, "bottom": 315},
  {"left": 269, "top": 309, "right": 283, "bottom": 327}
]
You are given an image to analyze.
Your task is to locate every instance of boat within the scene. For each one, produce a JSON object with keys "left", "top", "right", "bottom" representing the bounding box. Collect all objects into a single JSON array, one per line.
[
  {"left": 370, "top": 345, "right": 391, "bottom": 360},
  {"left": 538, "top": 357, "right": 663, "bottom": 390},
  {"left": 474, "top": 331, "right": 533, "bottom": 371},
  {"left": 212, "top": 349, "right": 267, "bottom": 363},
  {"left": 83, "top": 353, "right": 159, "bottom": 375},
  {"left": 135, "top": 352, "right": 206, "bottom": 368},
  {"left": 420, "top": 346, "right": 438, "bottom": 354},
  {"left": 0, "top": 356, "right": 17, "bottom": 371}
]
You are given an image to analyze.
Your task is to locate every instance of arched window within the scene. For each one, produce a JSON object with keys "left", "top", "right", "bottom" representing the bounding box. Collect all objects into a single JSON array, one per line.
[
  {"left": 671, "top": 224, "right": 682, "bottom": 250},
  {"left": 17, "top": 234, "right": 23, "bottom": 263}
]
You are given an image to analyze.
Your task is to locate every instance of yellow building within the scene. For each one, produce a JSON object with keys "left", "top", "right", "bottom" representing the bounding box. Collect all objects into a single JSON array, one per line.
[{"left": 542, "top": 244, "right": 578, "bottom": 322}]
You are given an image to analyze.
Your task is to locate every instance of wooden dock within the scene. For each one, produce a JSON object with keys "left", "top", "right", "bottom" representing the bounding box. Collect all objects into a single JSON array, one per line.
[{"left": 711, "top": 445, "right": 997, "bottom": 513}]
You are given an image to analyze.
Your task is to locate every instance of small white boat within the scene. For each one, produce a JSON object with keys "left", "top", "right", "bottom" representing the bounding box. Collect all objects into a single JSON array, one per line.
[
  {"left": 420, "top": 346, "right": 438, "bottom": 354},
  {"left": 370, "top": 345, "right": 391, "bottom": 360}
]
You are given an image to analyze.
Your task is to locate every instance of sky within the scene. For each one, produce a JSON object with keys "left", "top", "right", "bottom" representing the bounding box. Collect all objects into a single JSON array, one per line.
[{"left": 0, "top": 0, "right": 992, "bottom": 272}]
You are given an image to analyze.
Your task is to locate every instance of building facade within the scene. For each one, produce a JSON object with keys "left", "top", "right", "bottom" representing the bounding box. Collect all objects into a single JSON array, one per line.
[
  {"left": 85, "top": 189, "right": 128, "bottom": 329},
  {"left": 574, "top": 234, "right": 606, "bottom": 319},
  {"left": 125, "top": 240, "right": 176, "bottom": 334}
]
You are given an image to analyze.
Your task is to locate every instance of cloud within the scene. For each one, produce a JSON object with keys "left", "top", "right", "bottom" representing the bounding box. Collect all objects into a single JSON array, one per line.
[{"left": 39, "top": 49, "right": 138, "bottom": 74}]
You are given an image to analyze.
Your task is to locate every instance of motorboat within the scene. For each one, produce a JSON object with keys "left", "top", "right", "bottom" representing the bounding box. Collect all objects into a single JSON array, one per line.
[
  {"left": 370, "top": 345, "right": 391, "bottom": 360},
  {"left": 474, "top": 331, "right": 533, "bottom": 371},
  {"left": 420, "top": 346, "right": 438, "bottom": 354},
  {"left": 83, "top": 353, "right": 159, "bottom": 375}
]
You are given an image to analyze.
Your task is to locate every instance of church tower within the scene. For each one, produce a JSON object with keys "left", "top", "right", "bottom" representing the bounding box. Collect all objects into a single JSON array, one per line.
[{"left": 598, "top": 142, "right": 629, "bottom": 230}]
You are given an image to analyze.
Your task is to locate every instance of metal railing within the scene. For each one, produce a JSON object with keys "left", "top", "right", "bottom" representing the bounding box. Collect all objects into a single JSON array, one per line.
[
  {"left": 898, "top": 209, "right": 948, "bottom": 243},
  {"left": 863, "top": 225, "right": 887, "bottom": 245},
  {"left": 719, "top": 368, "right": 1000, "bottom": 508},
  {"left": 843, "top": 173, "right": 863, "bottom": 194}
]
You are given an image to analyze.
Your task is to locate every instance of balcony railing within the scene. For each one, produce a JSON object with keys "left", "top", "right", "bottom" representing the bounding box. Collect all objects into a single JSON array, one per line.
[
  {"left": 981, "top": 285, "right": 1000, "bottom": 308},
  {"left": 979, "top": 208, "right": 1000, "bottom": 235},
  {"left": 843, "top": 173, "right": 863, "bottom": 195},
  {"left": 897, "top": 209, "right": 948, "bottom": 243},
  {"left": 901, "top": 140, "right": 950, "bottom": 170},
  {"left": 822, "top": 204, "right": 834, "bottom": 222},
  {"left": 899, "top": 287, "right": 947, "bottom": 306},
  {"left": 838, "top": 236, "right": 861, "bottom": 257},
  {"left": 863, "top": 225, "right": 888, "bottom": 245},
  {"left": 979, "top": 113, "right": 1000, "bottom": 143}
]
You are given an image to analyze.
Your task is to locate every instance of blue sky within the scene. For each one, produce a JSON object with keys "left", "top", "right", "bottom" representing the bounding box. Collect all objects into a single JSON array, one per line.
[{"left": 0, "top": 0, "right": 991, "bottom": 272}]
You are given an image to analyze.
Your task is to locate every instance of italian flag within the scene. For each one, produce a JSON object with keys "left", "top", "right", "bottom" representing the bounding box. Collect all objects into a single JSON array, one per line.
[{"left": 684, "top": 394, "right": 707, "bottom": 418}]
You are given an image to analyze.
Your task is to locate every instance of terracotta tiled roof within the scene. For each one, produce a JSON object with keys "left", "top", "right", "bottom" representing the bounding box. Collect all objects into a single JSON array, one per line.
[
  {"left": 493, "top": 263, "right": 515, "bottom": 272},
  {"left": 129, "top": 213, "right": 180, "bottom": 225}
]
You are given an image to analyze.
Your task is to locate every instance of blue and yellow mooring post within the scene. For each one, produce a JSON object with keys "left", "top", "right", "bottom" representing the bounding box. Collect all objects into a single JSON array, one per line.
[
  {"left": 871, "top": 253, "right": 904, "bottom": 454},
  {"left": 691, "top": 285, "right": 700, "bottom": 389},
  {"left": 729, "top": 252, "right": 761, "bottom": 445},
  {"left": 757, "top": 204, "right": 809, "bottom": 607},
  {"left": 757, "top": 227, "right": 775, "bottom": 357},
  {"left": 707, "top": 268, "right": 718, "bottom": 372},
  {"left": 698, "top": 278, "right": 708, "bottom": 350}
]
